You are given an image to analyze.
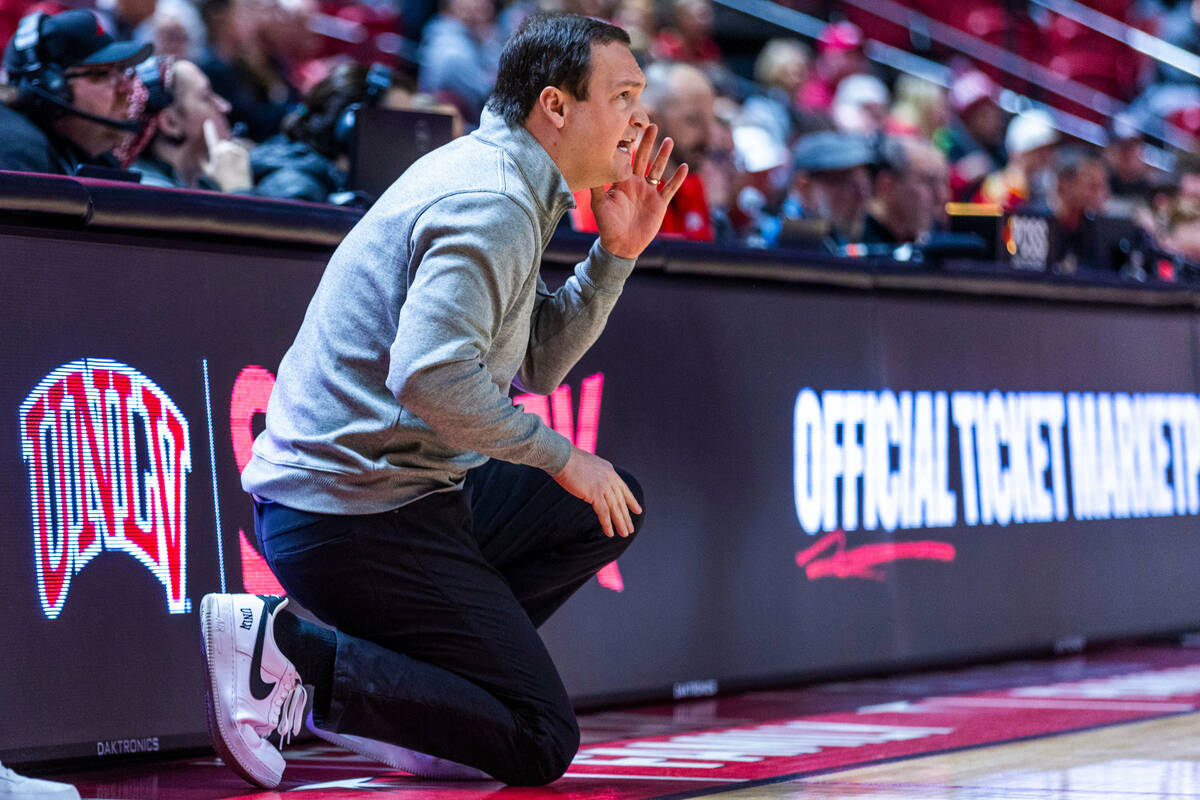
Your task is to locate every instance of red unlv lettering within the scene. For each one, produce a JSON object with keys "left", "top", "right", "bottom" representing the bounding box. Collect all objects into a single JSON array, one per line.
[{"left": 19, "top": 359, "right": 191, "bottom": 619}]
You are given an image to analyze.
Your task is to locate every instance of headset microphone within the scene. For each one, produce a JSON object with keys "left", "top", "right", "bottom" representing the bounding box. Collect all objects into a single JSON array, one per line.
[{"left": 22, "top": 82, "right": 142, "bottom": 132}]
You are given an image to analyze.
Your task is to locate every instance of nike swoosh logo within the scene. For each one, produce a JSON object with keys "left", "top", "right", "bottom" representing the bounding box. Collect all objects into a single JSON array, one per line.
[{"left": 248, "top": 595, "right": 285, "bottom": 701}]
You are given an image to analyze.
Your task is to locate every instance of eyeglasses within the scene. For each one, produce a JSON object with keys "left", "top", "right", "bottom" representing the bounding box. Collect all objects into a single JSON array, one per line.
[{"left": 64, "top": 66, "right": 133, "bottom": 87}]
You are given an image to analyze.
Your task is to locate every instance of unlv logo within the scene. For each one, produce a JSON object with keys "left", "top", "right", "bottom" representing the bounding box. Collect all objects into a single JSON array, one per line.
[{"left": 19, "top": 359, "right": 192, "bottom": 619}]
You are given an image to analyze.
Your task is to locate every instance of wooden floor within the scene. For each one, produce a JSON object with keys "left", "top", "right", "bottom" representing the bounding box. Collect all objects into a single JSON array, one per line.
[
  {"left": 728, "top": 714, "right": 1200, "bottom": 798},
  {"left": 36, "top": 642, "right": 1200, "bottom": 799}
]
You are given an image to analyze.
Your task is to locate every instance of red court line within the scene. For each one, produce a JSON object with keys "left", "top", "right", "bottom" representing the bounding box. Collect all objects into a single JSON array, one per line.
[{"left": 59, "top": 646, "right": 1200, "bottom": 799}]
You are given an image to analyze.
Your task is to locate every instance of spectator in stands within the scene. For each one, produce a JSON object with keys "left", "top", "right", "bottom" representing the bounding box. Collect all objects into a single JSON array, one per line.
[
  {"left": 132, "top": 58, "right": 252, "bottom": 191},
  {"left": 1104, "top": 113, "right": 1155, "bottom": 204},
  {"left": 831, "top": 73, "right": 889, "bottom": 135},
  {"left": 640, "top": 60, "right": 716, "bottom": 240},
  {"left": 197, "top": 0, "right": 303, "bottom": 142},
  {"left": 95, "top": 0, "right": 157, "bottom": 42},
  {"left": 145, "top": 0, "right": 207, "bottom": 60},
  {"left": 941, "top": 69, "right": 1007, "bottom": 201},
  {"left": 701, "top": 111, "right": 737, "bottom": 242},
  {"left": 784, "top": 129, "right": 873, "bottom": 247},
  {"left": 862, "top": 136, "right": 949, "bottom": 246},
  {"left": 612, "top": 0, "right": 656, "bottom": 58},
  {"left": 652, "top": 0, "right": 721, "bottom": 66},
  {"left": 252, "top": 61, "right": 423, "bottom": 203},
  {"left": 1050, "top": 147, "right": 1111, "bottom": 272},
  {"left": 417, "top": 0, "right": 502, "bottom": 128},
  {"left": 0, "top": 10, "right": 151, "bottom": 175},
  {"left": 729, "top": 122, "right": 789, "bottom": 246},
  {"left": 1175, "top": 153, "right": 1200, "bottom": 205},
  {"left": 798, "top": 21, "right": 866, "bottom": 114},
  {"left": 560, "top": 0, "right": 620, "bottom": 22},
  {"left": 976, "top": 108, "right": 1059, "bottom": 212},
  {"left": 888, "top": 75, "right": 948, "bottom": 141},
  {"left": 1162, "top": 194, "right": 1200, "bottom": 264},
  {"left": 740, "top": 38, "right": 811, "bottom": 148}
]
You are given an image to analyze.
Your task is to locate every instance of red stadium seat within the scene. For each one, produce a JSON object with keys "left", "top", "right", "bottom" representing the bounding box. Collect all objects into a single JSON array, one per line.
[
  {"left": 842, "top": 4, "right": 917, "bottom": 51},
  {"left": 314, "top": 0, "right": 407, "bottom": 69}
]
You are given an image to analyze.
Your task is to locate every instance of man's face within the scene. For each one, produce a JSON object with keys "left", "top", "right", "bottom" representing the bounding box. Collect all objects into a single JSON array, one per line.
[
  {"left": 56, "top": 63, "right": 134, "bottom": 155},
  {"left": 1106, "top": 138, "right": 1145, "bottom": 181},
  {"left": 884, "top": 146, "right": 948, "bottom": 239},
  {"left": 1060, "top": 162, "right": 1109, "bottom": 217},
  {"left": 117, "top": 0, "right": 157, "bottom": 24},
  {"left": 651, "top": 73, "right": 714, "bottom": 170},
  {"left": 674, "top": 0, "right": 713, "bottom": 41},
  {"left": 561, "top": 41, "right": 649, "bottom": 190},
  {"left": 804, "top": 165, "right": 870, "bottom": 239},
  {"left": 260, "top": 0, "right": 318, "bottom": 60},
  {"left": 819, "top": 48, "right": 864, "bottom": 83},
  {"left": 963, "top": 101, "right": 1004, "bottom": 147}
]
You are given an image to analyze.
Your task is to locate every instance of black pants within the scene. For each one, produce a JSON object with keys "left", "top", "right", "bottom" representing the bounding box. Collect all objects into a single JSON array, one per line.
[{"left": 253, "top": 459, "right": 643, "bottom": 786}]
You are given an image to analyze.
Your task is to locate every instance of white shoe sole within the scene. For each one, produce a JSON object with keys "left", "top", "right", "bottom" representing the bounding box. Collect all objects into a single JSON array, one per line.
[{"left": 200, "top": 594, "right": 283, "bottom": 789}]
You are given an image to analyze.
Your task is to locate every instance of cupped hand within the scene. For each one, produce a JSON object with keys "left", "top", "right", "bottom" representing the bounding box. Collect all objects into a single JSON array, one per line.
[
  {"left": 591, "top": 123, "right": 689, "bottom": 260},
  {"left": 552, "top": 446, "right": 643, "bottom": 538}
]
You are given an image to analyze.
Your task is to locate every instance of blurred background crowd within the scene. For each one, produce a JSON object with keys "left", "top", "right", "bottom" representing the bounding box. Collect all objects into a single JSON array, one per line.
[{"left": 4, "top": 0, "right": 1200, "bottom": 276}]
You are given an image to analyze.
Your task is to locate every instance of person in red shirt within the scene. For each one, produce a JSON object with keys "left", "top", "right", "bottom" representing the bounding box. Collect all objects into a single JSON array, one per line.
[
  {"left": 572, "top": 60, "right": 715, "bottom": 240},
  {"left": 798, "top": 21, "right": 867, "bottom": 114},
  {"left": 651, "top": 0, "right": 721, "bottom": 65}
]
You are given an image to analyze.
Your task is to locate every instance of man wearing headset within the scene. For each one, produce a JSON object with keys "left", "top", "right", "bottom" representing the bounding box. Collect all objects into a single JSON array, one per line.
[{"left": 0, "top": 9, "right": 150, "bottom": 176}]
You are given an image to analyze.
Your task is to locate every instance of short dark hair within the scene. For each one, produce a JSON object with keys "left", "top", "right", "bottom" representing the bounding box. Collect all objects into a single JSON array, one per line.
[
  {"left": 486, "top": 12, "right": 630, "bottom": 128},
  {"left": 1056, "top": 146, "right": 1103, "bottom": 181}
]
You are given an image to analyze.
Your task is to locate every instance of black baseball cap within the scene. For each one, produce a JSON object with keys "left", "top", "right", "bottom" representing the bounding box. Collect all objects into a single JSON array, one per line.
[{"left": 6, "top": 10, "right": 151, "bottom": 73}]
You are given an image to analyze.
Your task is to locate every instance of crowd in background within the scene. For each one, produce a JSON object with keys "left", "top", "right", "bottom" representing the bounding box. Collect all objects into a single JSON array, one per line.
[{"left": 6, "top": 0, "right": 1200, "bottom": 274}]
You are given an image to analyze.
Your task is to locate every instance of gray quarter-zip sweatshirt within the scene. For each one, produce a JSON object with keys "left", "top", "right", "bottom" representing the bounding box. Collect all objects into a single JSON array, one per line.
[{"left": 241, "top": 109, "right": 636, "bottom": 514}]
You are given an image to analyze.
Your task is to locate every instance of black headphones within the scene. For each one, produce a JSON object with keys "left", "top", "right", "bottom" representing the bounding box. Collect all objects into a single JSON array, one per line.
[
  {"left": 134, "top": 55, "right": 174, "bottom": 116},
  {"left": 9, "top": 12, "right": 73, "bottom": 117},
  {"left": 332, "top": 62, "right": 394, "bottom": 152}
]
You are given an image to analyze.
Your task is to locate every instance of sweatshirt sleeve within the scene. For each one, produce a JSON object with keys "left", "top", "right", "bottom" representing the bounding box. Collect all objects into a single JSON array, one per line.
[
  {"left": 516, "top": 239, "right": 637, "bottom": 395},
  {"left": 386, "top": 191, "right": 573, "bottom": 473}
]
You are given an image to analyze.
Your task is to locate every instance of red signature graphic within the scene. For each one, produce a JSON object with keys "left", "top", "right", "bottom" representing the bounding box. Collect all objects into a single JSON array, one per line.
[{"left": 795, "top": 530, "right": 956, "bottom": 581}]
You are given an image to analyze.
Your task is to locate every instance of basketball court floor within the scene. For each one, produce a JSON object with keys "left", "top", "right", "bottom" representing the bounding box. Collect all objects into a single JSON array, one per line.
[{"left": 29, "top": 640, "right": 1200, "bottom": 799}]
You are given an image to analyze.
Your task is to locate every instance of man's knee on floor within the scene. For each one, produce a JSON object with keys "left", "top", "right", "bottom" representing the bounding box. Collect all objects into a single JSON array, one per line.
[{"left": 502, "top": 710, "right": 580, "bottom": 786}]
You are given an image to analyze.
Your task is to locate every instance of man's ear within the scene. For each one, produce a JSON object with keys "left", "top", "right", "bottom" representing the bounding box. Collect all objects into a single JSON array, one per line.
[{"left": 536, "top": 86, "right": 568, "bottom": 130}]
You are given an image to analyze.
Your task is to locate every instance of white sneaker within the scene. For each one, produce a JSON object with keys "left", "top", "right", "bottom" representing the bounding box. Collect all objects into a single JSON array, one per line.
[
  {"left": 305, "top": 711, "right": 491, "bottom": 780},
  {"left": 200, "top": 594, "right": 307, "bottom": 789},
  {"left": 0, "top": 763, "right": 80, "bottom": 800}
]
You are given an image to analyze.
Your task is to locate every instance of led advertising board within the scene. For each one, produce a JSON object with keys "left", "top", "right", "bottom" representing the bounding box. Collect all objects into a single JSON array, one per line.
[{"left": 2, "top": 229, "right": 1199, "bottom": 764}]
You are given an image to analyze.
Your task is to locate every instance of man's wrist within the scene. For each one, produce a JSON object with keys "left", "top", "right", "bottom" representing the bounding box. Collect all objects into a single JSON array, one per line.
[{"left": 598, "top": 238, "right": 639, "bottom": 260}]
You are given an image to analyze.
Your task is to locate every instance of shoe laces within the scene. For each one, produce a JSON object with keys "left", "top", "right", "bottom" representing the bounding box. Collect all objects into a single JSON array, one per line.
[{"left": 275, "top": 682, "right": 308, "bottom": 748}]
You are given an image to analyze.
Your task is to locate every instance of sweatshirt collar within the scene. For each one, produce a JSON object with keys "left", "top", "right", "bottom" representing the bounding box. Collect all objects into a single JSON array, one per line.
[{"left": 473, "top": 107, "right": 575, "bottom": 217}]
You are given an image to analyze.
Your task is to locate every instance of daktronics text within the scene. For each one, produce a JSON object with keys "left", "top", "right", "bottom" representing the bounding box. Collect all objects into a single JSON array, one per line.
[{"left": 19, "top": 359, "right": 191, "bottom": 619}]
